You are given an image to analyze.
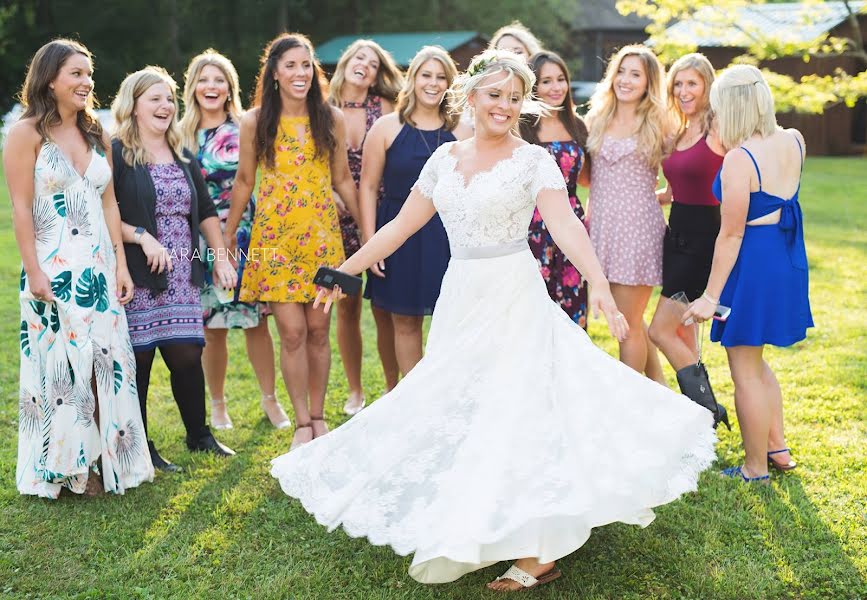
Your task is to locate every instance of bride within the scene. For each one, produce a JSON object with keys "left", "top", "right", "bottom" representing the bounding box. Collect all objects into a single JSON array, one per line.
[{"left": 271, "top": 50, "right": 716, "bottom": 593}]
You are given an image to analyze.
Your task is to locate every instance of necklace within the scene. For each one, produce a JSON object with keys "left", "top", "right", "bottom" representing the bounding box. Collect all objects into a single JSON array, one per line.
[{"left": 417, "top": 123, "right": 442, "bottom": 158}]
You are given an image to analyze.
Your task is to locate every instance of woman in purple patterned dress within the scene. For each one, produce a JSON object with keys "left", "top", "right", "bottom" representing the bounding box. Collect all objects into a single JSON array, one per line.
[
  {"left": 520, "top": 51, "right": 589, "bottom": 328},
  {"left": 112, "top": 67, "right": 237, "bottom": 471},
  {"left": 179, "top": 50, "right": 287, "bottom": 432},
  {"left": 328, "top": 40, "right": 404, "bottom": 415}
]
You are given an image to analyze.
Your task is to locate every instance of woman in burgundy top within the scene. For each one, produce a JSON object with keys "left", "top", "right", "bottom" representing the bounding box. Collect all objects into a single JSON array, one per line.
[{"left": 649, "top": 54, "right": 725, "bottom": 373}]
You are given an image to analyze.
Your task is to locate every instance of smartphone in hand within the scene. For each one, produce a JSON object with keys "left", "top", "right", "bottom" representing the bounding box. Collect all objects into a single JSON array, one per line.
[{"left": 312, "top": 267, "right": 363, "bottom": 296}]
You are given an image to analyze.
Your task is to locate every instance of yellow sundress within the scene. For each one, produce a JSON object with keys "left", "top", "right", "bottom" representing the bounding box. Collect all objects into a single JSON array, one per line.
[{"left": 240, "top": 116, "right": 345, "bottom": 303}]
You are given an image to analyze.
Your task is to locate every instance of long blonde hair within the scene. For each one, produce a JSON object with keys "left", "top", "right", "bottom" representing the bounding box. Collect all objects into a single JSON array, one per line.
[
  {"left": 489, "top": 21, "right": 544, "bottom": 56},
  {"left": 111, "top": 66, "right": 187, "bottom": 166},
  {"left": 667, "top": 53, "right": 715, "bottom": 142},
  {"left": 328, "top": 40, "right": 403, "bottom": 107},
  {"left": 586, "top": 45, "right": 670, "bottom": 167},
  {"left": 710, "top": 65, "right": 778, "bottom": 150},
  {"left": 396, "top": 46, "right": 459, "bottom": 130},
  {"left": 178, "top": 49, "right": 244, "bottom": 152}
]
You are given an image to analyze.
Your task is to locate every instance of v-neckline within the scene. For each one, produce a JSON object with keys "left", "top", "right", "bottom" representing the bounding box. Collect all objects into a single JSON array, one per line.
[
  {"left": 48, "top": 140, "right": 95, "bottom": 180},
  {"left": 447, "top": 144, "right": 528, "bottom": 190}
]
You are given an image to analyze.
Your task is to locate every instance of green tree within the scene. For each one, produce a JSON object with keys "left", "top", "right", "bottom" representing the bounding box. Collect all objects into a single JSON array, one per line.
[{"left": 616, "top": 0, "right": 867, "bottom": 114}]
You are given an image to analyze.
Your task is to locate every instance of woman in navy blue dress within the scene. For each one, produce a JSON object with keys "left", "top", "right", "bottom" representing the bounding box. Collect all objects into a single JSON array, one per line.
[
  {"left": 359, "top": 46, "right": 471, "bottom": 384},
  {"left": 684, "top": 65, "right": 813, "bottom": 484}
]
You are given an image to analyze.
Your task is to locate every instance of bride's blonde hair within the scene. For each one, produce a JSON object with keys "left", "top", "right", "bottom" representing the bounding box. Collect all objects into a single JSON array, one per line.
[
  {"left": 449, "top": 50, "right": 537, "bottom": 117},
  {"left": 586, "top": 45, "right": 671, "bottom": 167}
]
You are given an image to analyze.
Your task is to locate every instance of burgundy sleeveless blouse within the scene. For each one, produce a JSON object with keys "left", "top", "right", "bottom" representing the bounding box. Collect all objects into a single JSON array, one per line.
[{"left": 662, "top": 136, "right": 724, "bottom": 207}]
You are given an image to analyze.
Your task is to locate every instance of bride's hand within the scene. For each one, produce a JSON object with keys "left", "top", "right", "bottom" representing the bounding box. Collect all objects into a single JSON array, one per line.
[
  {"left": 313, "top": 284, "right": 345, "bottom": 314},
  {"left": 590, "top": 283, "right": 629, "bottom": 342}
]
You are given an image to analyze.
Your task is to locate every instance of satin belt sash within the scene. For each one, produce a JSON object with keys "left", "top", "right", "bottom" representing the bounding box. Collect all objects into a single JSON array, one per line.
[{"left": 451, "top": 239, "right": 529, "bottom": 260}]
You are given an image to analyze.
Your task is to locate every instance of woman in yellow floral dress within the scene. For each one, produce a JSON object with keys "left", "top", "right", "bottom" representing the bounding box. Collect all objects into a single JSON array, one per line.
[{"left": 226, "top": 33, "right": 360, "bottom": 450}]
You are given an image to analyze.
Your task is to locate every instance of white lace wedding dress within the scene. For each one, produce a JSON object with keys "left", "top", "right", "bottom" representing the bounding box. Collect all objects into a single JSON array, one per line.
[{"left": 271, "top": 143, "right": 717, "bottom": 584}]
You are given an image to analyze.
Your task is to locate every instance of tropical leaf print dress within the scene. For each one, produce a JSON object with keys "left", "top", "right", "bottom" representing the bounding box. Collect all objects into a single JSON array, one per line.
[
  {"left": 240, "top": 116, "right": 345, "bottom": 303},
  {"left": 17, "top": 141, "right": 154, "bottom": 499}
]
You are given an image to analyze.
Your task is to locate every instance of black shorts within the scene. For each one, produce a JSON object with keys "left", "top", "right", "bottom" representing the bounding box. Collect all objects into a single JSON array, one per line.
[{"left": 661, "top": 203, "right": 720, "bottom": 301}]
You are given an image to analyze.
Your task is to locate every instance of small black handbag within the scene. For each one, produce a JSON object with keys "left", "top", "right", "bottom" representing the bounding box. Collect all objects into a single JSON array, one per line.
[{"left": 675, "top": 321, "right": 731, "bottom": 430}]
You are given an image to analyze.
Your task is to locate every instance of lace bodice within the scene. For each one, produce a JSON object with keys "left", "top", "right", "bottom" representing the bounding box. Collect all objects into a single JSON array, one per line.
[{"left": 413, "top": 143, "right": 566, "bottom": 248}]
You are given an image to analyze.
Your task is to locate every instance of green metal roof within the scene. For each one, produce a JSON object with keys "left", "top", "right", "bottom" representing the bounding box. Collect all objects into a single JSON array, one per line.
[{"left": 316, "top": 31, "right": 483, "bottom": 66}]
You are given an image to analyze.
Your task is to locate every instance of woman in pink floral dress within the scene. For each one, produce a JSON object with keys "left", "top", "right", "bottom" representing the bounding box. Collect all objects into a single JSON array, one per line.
[{"left": 584, "top": 45, "right": 671, "bottom": 383}]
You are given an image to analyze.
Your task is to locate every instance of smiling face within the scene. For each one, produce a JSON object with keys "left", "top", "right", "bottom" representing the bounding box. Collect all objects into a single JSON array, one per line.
[
  {"left": 613, "top": 54, "right": 648, "bottom": 105},
  {"left": 344, "top": 46, "right": 380, "bottom": 90},
  {"left": 536, "top": 61, "right": 568, "bottom": 108},
  {"left": 274, "top": 45, "right": 313, "bottom": 100},
  {"left": 469, "top": 71, "right": 524, "bottom": 136},
  {"left": 672, "top": 67, "right": 706, "bottom": 117},
  {"left": 495, "top": 35, "right": 530, "bottom": 60},
  {"left": 135, "top": 82, "right": 176, "bottom": 137},
  {"left": 194, "top": 64, "right": 230, "bottom": 115},
  {"left": 50, "top": 53, "right": 94, "bottom": 113},
  {"left": 413, "top": 58, "right": 449, "bottom": 109}
]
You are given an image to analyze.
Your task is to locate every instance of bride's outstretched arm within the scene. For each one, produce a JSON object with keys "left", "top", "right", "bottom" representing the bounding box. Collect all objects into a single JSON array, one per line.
[
  {"left": 339, "top": 188, "right": 437, "bottom": 276},
  {"left": 537, "top": 189, "right": 628, "bottom": 341}
]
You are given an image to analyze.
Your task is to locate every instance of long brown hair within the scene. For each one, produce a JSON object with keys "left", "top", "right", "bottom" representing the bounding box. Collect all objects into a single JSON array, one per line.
[
  {"left": 520, "top": 51, "right": 588, "bottom": 148},
  {"left": 252, "top": 33, "right": 335, "bottom": 168},
  {"left": 19, "top": 39, "right": 105, "bottom": 151}
]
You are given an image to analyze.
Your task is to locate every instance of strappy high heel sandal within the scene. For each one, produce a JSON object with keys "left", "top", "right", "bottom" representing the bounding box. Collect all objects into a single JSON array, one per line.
[
  {"left": 767, "top": 448, "right": 797, "bottom": 471},
  {"left": 310, "top": 415, "right": 329, "bottom": 438},
  {"left": 209, "top": 397, "right": 233, "bottom": 430},
  {"left": 720, "top": 465, "right": 769, "bottom": 484},
  {"left": 290, "top": 423, "right": 313, "bottom": 450},
  {"left": 260, "top": 393, "right": 291, "bottom": 429}
]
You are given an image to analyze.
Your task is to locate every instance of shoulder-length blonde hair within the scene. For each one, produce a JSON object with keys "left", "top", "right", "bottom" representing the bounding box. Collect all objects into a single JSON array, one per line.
[
  {"left": 112, "top": 66, "right": 187, "bottom": 166},
  {"left": 489, "top": 21, "right": 543, "bottom": 56},
  {"left": 328, "top": 40, "right": 403, "bottom": 107},
  {"left": 178, "top": 49, "right": 244, "bottom": 152},
  {"left": 710, "top": 64, "right": 778, "bottom": 150},
  {"left": 667, "top": 53, "right": 715, "bottom": 142},
  {"left": 586, "top": 45, "right": 671, "bottom": 168},
  {"left": 396, "top": 46, "right": 459, "bottom": 130}
]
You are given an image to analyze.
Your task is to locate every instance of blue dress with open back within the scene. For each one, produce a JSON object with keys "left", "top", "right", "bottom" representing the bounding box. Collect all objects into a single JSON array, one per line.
[{"left": 710, "top": 135, "right": 813, "bottom": 347}]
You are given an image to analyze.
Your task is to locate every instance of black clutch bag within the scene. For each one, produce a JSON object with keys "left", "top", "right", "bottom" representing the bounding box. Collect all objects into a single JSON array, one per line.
[{"left": 675, "top": 320, "right": 730, "bottom": 430}]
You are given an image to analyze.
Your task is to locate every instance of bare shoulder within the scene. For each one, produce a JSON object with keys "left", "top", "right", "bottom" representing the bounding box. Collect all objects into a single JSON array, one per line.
[
  {"left": 721, "top": 146, "right": 751, "bottom": 174},
  {"left": 239, "top": 108, "right": 259, "bottom": 128},
  {"left": 380, "top": 97, "right": 395, "bottom": 114},
  {"left": 787, "top": 128, "right": 806, "bottom": 155},
  {"left": 330, "top": 104, "right": 346, "bottom": 123},
  {"left": 2, "top": 118, "right": 41, "bottom": 154}
]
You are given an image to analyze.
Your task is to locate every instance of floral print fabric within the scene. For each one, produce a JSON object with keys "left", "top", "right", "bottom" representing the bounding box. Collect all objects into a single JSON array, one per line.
[
  {"left": 528, "top": 140, "right": 588, "bottom": 328},
  {"left": 196, "top": 118, "right": 263, "bottom": 329},
  {"left": 240, "top": 116, "right": 345, "bottom": 303},
  {"left": 17, "top": 141, "right": 153, "bottom": 498}
]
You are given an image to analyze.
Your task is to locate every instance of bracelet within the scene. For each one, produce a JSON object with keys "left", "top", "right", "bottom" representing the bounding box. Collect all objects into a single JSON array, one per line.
[{"left": 701, "top": 291, "right": 719, "bottom": 305}]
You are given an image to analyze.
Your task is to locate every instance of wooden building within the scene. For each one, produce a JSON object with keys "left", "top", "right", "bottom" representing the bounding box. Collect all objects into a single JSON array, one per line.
[
  {"left": 664, "top": 1, "right": 867, "bottom": 155},
  {"left": 316, "top": 31, "right": 487, "bottom": 75}
]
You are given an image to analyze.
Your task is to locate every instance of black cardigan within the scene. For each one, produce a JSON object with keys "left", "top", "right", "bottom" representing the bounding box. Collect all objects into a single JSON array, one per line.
[{"left": 112, "top": 139, "right": 217, "bottom": 291}]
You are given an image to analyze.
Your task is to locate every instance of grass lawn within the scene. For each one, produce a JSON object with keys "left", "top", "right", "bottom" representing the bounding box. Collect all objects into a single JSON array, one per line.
[{"left": 0, "top": 155, "right": 865, "bottom": 600}]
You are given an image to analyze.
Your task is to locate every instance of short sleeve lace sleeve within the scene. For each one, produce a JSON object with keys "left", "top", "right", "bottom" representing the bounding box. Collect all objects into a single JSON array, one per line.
[
  {"left": 411, "top": 143, "right": 452, "bottom": 200},
  {"left": 529, "top": 146, "right": 567, "bottom": 199}
]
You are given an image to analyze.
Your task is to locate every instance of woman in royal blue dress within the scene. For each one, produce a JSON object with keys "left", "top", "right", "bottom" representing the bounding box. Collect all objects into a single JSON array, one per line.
[
  {"left": 359, "top": 46, "right": 470, "bottom": 381},
  {"left": 519, "top": 51, "right": 589, "bottom": 328},
  {"left": 685, "top": 65, "right": 813, "bottom": 483}
]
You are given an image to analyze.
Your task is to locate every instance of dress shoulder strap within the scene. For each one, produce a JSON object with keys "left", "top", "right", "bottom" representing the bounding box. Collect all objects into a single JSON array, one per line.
[
  {"left": 793, "top": 133, "right": 804, "bottom": 172},
  {"left": 739, "top": 146, "right": 762, "bottom": 190}
]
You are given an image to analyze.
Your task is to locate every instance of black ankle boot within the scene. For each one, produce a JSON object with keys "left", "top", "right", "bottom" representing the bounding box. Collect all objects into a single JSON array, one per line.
[
  {"left": 148, "top": 440, "right": 182, "bottom": 473},
  {"left": 186, "top": 426, "right": 235, "bottom": 456}
]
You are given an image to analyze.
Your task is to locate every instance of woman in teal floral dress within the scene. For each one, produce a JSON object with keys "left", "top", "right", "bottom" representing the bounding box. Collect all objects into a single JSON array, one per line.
[
  {"left": 179, "top": 50, "right": 286, "bottom": 431},
  {"left": 6, "top": 40, "right": 153, "bottom": 498}
]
